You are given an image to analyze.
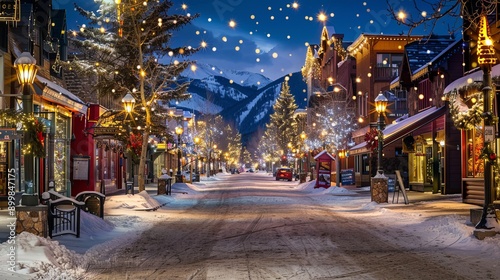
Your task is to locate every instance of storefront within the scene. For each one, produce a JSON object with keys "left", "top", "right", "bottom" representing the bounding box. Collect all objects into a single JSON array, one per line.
[
  {"left": 349, "top": 106, "right": 459, "bottom": 193},
  {"left": 71, "top": 104, "right": 125, "bottom": 196},
  {"left": 443, "top": 64, "right": 500, "bottom": 204},
  {"left": 35, "top": 75, "right": 87, "bottom": 197}
]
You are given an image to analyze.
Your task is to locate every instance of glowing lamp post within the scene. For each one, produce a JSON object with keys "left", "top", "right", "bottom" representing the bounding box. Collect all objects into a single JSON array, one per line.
[
  {"left": 371, "top": 92, "right": 388, "bottom": 203},
  {"left": 299, "top": 131, "right": 307, "bottom": 182},
  {"left": 15, "top": 52, "right": 37, "bottom": 197},
  {"left": 474, "top": 15, "right": 498, "bottom": 237},
  {"left": 175, "top": 126, "right": 184, "bottom": 182},
  {"left": 374, "top": 92, "right": 388, "bottom": 175},
  {"left": 194, "top": 136, "right": 200, "bottom": 181}
]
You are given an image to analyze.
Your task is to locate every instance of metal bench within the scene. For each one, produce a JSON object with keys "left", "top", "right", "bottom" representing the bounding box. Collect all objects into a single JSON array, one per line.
[{"left": 75, "top": 191, "right": 106, "bottom": 218}]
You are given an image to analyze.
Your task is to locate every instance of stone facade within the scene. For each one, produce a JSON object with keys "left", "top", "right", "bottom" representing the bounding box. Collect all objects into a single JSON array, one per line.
[
  {"left": 371, "top": 177, "right": 388, "bottom": 203},
  {"left": 15, "top": 205, "right": 48, "bottom": 238}
]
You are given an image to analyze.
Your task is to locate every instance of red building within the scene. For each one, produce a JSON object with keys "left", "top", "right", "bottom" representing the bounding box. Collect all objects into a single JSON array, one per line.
[{"left": 70, "top": 104, "right": 125, "bottom": 196}]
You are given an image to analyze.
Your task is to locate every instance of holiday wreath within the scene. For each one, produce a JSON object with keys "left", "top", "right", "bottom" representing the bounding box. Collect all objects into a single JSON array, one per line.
[
  {"left": 0, "top": 110, "right": 45, "bottom": 158},
  {"left": 364, "top": 128, "right": 379, "bottom": 152}
]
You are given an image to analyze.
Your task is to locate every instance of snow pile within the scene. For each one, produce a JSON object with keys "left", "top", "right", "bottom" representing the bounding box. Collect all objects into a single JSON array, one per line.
[
  {"left": 1, "top": 232, "right": 84, "bottom": 280},
  {"left": 80, "top": 211, "right": 114, "bottom": 236},
  {"left": 323, "top": 186, "right": 358, "bottom": 195}
]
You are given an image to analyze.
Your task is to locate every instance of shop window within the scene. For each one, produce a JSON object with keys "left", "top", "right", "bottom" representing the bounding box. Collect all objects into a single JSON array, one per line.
[
  {"left": 466, "top": 129, "right": 484, "bottom": 177},
  {"left": 361, "top": 154, "right": 370, "bottom": 174},
  {"left": 0, "top": 142, "right": 7, "bottom": 196},
  {"left": 54, "top": 113, "right": 70, "bottom": 193}
]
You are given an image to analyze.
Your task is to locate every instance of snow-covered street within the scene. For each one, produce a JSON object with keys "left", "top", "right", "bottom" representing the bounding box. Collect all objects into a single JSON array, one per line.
[{"left": 2, "top": 172, "right": 500, "bottom": 279}]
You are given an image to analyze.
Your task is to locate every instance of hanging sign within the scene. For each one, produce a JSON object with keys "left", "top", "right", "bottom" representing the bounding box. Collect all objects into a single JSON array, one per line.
[
  {"left": 485, "top": 126, "right": 495, "bottom": 142},
  {"left": 0, "top": 0, "right": 20, "bottom": 22},
  {"left": 93, "top": 126, "right": 120, "bottom": 136},
  {"left": 0, "top": 128, "right": 19, "bottom": 141}
]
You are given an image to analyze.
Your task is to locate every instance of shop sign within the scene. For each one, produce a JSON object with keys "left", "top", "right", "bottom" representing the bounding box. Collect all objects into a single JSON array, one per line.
[
  {"left": 0, "top": 128, "right": 19, "bottom": 141},
  {"left": 93, "top": 126, "right": 120, "bottom": 136},
  {"left": 485, "top": 126, "right": 494, "bottom": 142},
  {"left": 0, "top": 0, "right": 20, "bottom": 22}
]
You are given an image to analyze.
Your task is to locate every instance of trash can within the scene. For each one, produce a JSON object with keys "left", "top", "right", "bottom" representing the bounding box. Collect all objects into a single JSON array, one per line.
[
  {"left": 299, "top": 173, "right": 307, "bottom": 183},
  {"left": 126, "top": 181, "right": 134, "bottom": 195},
  {"left": 157, "top": 175, "right": 172, "bottom": 195},
  {"left": 192, "top": 173, "right": 200, "bottom": 182}
]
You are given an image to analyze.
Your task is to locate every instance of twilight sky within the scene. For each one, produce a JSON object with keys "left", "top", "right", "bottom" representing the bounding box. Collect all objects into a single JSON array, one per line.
[{"left": 54, "top": 0, "right": 461, "bottom": 80}]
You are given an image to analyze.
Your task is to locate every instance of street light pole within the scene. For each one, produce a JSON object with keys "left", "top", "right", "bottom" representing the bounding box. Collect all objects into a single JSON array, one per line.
[
  {"left": 371, "top": 92, "right": 388, "bottom": 204},
  {"left": 15, "top": 52, "right": 37, "bottom": 196},
  {"left": 474, "top": 15, "right": 497, "bottom": 235},
  {"left": 375, "top": 92, "right": 388, "bottom": 175},
  {"left": 194, "top": 136, "right": 200, "bottom": 181},
  {"left": 175, "top": 126, "right": 183, "bottom": 183}
]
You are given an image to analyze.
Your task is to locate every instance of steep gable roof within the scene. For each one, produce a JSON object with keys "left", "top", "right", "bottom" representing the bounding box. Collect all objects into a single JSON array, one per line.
[{"left": 404, "top": 35, "right": 457, "bottom": 78}]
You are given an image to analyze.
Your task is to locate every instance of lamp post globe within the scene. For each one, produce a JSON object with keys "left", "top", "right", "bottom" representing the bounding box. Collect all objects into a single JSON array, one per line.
[{"left": 122, "top": 93, "right": 136, "bottom": 113}]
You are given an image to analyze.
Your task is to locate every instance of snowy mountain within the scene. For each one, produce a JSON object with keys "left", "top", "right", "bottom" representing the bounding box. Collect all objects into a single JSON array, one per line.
[
  {"left": 182, "top": 63, "right": 272, "bottom": 89},
  {"left": 175, "top": 69, "right": 307, "bottom": 146}
]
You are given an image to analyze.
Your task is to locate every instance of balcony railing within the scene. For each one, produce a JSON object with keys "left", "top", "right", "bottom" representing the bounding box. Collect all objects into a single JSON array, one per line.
[{"left": 374, "top": 66, "right": 399, "bottom": 81}]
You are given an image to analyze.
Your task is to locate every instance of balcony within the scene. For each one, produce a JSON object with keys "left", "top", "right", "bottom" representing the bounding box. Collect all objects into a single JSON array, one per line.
[{"left": 374, "top": 66, "right": 399, "bottom": 82}]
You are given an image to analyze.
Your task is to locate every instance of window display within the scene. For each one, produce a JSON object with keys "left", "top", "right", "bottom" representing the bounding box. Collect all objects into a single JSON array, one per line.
[{"left": 466, "top": 129, "right": 484, "bottom": 178}]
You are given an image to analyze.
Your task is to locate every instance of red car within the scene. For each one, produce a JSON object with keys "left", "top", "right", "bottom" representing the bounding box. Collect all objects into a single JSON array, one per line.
[{"left": 276, "top": 168, "right": 293, "bottom": 181}]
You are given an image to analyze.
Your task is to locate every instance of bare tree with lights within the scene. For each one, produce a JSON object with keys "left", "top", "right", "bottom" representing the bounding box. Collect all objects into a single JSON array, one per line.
[
  {"left": 64, "top": 0, "right": 200, "bottom": 191},
  {"left": 386, "top": 0, "right": 497, "bottom": 36},
  {"left": 307, "top": 86, "right": 357, "bottom": 153}
]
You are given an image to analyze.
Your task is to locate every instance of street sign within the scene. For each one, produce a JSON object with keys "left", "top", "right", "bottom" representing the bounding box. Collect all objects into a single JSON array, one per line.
[
  {"left": 485, "top": 126, "right": 494, "bottom": 142},
  {"left": 93, "top": 126, "right": 120, "bottom": 136}
]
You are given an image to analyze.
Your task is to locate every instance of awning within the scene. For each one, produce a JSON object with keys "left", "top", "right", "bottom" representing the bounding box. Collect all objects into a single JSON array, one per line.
[
  {"left": 443, "top": 64, "right": 500, "bottom": 95},
  {"left": 349, "top": 106, "right": 446, "bottom": 155},
  {"left": 35, "top": 75, "right": 88, "bottom": 114},
  {"left": 349, "top": 141, "right": 368, "bottom": 155},
  {"left": 383, "top": 106, "right": 446, "bottom": 146}
]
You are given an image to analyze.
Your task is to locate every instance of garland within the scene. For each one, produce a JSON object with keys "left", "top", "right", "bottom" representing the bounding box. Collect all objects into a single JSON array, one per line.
[
  {"left": 447, "top": 91, "right": 483, "bottom": 130},
  {"left": 0, "top": 109, "right": 45, "bottom": 158}
]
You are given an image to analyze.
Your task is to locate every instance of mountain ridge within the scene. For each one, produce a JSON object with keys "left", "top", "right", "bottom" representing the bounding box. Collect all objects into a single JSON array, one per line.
[{"left": 175, "top": 66, "right": 308, "bottom": 147}]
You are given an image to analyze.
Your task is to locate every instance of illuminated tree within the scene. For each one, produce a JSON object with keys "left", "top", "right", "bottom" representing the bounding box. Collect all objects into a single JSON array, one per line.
[{"left": 66, "top": 0, "right": 199, "bottom": 191}]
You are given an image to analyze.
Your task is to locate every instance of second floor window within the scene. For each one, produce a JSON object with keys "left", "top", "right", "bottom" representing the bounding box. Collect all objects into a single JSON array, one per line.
[{"left": 377, "top": 53, "right": 403, "bottom": 68}]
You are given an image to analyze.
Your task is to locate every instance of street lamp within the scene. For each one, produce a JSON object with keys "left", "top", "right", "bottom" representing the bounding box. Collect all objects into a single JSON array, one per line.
[
  {"left": 121, "top": 93, "right": 136, "bottom": 183},
  {"left": 15, "top": 52, "right": 37, "bottom": 196},
  {"left": 194, "top": 136, "right": 200, "bottom": 181},
  {"left": 374, "top": 91, "right": 388, "bottom": 175},
  {"left": 474, "top": 15, "right": 497, "bottom": 235},
  {"left": 175, "top": 126, "right": 183, "bottom": 182},
  {"left": 299, "top": 131, "right": 306, "bottom": 181},
  {"left": 211, "top": 144, "right": 217, "bottom": 175},
  {"left": 370, "top": 91, "right": 388, "bottom": 204}
]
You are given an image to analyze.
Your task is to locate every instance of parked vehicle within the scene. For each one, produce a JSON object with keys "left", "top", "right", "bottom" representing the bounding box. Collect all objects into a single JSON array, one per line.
[{"left": 276, "top": 168, "right": 293, "bottom": 181}]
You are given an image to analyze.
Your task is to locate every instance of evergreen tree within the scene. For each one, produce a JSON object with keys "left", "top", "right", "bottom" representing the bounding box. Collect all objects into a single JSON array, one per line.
[
  {"left": 267, "top": 79, "right": 299, "bottom": 153},
  {"left": 66, "top": 1, "right": 199, "bottom": 191}
]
